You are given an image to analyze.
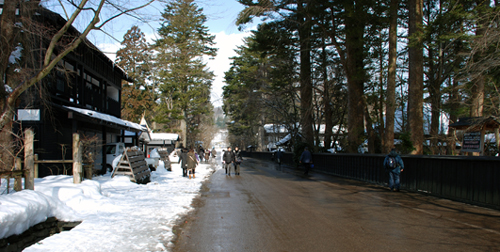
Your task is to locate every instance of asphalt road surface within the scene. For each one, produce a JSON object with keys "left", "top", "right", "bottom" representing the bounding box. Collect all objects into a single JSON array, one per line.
[{"left": 172, "top": 158, "right": 500, "bottom": 252}]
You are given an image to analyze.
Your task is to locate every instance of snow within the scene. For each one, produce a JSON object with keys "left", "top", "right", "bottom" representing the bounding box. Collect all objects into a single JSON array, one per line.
[
  {"left": 151, "top": 133, "right": 179, "bottom": 141},
  {"left": 63, "top": 106, "right": 145, "bottom": 131},
  {"left": 0, "top": 161, "right": 216, "bottom": 251},
  {"left": 4, "top": 85, "right": 13, "bottom": 94},
  {"left": 8, "top": 44, "right": 23, "bottom": 64}
]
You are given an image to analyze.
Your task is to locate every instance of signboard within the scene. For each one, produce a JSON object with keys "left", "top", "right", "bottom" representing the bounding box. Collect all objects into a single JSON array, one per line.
[
  {"left": 18, "top": 109, "right": 40, "bottom": 121},
  {"left": 462, "top": 131, "right": 483, "bottom": 153}
]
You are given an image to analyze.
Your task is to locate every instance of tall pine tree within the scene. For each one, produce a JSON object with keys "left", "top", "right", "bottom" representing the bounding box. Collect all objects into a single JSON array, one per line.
[
  {"left": 116, "top": 26, "right": 155, "bottom": 123},
  {"left": 154, "top": 0, "right": 217, "bottom": 147}
]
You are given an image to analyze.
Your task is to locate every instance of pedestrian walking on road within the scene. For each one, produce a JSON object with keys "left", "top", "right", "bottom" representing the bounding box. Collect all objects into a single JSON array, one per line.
[
  {"left": 204, "top": 149, "right": 210, "bottom": 162},
  {"left": 223, "top": 146, "right": 235, "bottom": 176},
  {"left": 211, "top": 147, "right": 217, "bottom": 164},
  {"left": 233, "top": 147, "right": 243, "bottom": 175},
  {"left": 198, "top": 146, "right": 205, "bottom": 162},
  {"left": 299, "top": 147, "right": 313, "bottom": 176},
  {"left": 275, "top": 148, "right": 283, "bottom": 170},
  {"left": 383, "top": 148, "right": 404, "bottom": 191},
  {"left": 187, "top": 148, "right": 198, "bottom": 179},
  {"left": 179, "top": 148, "right": 188, "bottom": 177}
]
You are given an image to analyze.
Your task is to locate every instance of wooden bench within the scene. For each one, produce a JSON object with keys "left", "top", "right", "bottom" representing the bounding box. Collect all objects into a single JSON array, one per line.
[
  {"left": 157, "top": 148, "right": 171, "bottom": 171},
  {"left": 111, "top": 148, "right": 151, "bottom": 184}
]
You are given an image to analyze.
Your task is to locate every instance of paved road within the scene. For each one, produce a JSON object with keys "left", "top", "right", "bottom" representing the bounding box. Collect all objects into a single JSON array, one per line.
[{"left": 172, "top": 158, "right": 500, "bottom": 252}]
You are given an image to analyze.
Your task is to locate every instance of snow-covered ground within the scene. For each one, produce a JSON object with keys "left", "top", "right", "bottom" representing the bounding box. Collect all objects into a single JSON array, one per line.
[{"left": 0, "top": 160, "right": 218, "bottom": 251}]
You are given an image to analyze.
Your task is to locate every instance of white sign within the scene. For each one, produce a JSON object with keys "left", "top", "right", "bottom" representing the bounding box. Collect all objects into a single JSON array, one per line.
[{"left": 18, "top": 109, "right": 40, "bottom": 121}]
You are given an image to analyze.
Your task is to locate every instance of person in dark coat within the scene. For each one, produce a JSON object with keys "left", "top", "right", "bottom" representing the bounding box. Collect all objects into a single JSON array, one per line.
[
  {"left": 233, "top": 147, "right": 243, "bottom": 175},
  {"left": 275, "top": 148, "right": 283, "bottom": 170},
  {"left": 383, "top": 148, "right": 404, "bottom": 191},
  {"left": 179, "top": 148, "right": 188, "bottom": 177},
  {"left": 198, "top": 147, "right": 205, "bottom": 162},
  {"left": 211, "top": 147, "right": 217, "bottom": 158},
  {"left": 222, "top": 146, "right": 235, "bottom": 176},
  {"left": 299, "top": 147, "right": 313, "bottom": 175}
]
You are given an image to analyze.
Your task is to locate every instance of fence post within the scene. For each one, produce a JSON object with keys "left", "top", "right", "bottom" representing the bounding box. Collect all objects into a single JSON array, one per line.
[
  {"left": 24, "top": 129, "right": 35, "bottom": 190},
  {"left": 84, "top": 153, "right": 93, "bottom": 179},
  {"left": 73, "top": 133, "right": 82, "bottom": 184},
  {"left": 34, "top": 154, "right": 39, "bottom": 178},
  {"left": 14, "top": 157, "right": 22, "bottom": 191}
]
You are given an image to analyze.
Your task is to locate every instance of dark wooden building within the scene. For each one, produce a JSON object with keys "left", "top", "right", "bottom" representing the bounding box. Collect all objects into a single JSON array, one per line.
[{"left": 13, "top": 8, "right": 144, "bottom": 176}]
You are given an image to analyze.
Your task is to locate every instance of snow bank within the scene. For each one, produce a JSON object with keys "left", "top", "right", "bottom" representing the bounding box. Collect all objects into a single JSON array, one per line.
[
  {"left": 0, "top": 161, "right": 216, "bottom": 251},
  {"left": 0, "top": 189, "right": 77, "bottom": 239}
]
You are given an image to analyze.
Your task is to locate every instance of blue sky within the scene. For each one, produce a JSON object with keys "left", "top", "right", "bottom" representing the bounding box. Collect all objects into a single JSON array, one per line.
[
  {"left": 96, "top": 0, "right": 253, "bottom": 107},
  {"left": 45, "top": 0, "right": 256, "bottom": 108}
]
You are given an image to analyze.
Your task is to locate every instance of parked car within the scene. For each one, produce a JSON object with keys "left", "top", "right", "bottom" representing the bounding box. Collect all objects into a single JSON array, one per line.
[
  {"left": 105, "top": 143, "right": 159, "bottom": 172},
  {"left": 105, "top": 142, "right": 125, "bottom": 173}
]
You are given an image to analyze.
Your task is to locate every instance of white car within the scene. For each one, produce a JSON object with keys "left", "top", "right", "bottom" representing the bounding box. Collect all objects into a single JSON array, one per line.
[
  {"left": 105, "top": 142, "right": 126, "bottom": 173},
  {"left": 169, "top": 149, "right": 181, "bottom": 163}
]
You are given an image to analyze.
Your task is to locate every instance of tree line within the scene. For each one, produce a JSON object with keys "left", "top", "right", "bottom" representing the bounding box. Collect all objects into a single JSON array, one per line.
[
  {"left": 116, "top": 0, "right": 217, "bottom": 148},
  {"left": 222, "top": 0, "right": 500, "bottom": 155},
  {"left": 0, "top": 0, "right": 155, "bottom": 172},
  {"left": 0, "top": 0, "right": 216, "bottom": 172}
]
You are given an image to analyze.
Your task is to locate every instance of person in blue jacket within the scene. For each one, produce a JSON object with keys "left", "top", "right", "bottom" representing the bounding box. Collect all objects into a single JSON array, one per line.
[
  {"left": 383, "top": 148, "right": 404, "bottom": 191},
  {"left": 299, "top": 147, "right": 313, "bottom": 176}
]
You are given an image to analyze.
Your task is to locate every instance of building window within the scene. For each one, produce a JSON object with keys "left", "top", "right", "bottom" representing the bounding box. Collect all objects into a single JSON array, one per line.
[{"left": 107, "top": 85, "right": 119, "bottom": 102}]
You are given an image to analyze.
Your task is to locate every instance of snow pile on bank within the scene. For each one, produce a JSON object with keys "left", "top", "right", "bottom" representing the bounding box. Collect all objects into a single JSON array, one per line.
[
  {"left": 0, "top": 190, "right": 77, "bottom": 239},
  {"left": 0, "top": 161, "right": 215, "bottom": 251}
]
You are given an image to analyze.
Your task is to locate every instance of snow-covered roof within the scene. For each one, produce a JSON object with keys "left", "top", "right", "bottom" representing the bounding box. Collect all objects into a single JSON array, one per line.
[
  {"left": 264, "top": 124, "right": 288, "bottom": 134},
  {"left": 276, "top": 134, "right": 292, "bottom": 146},
  {"left": 150, "top": 132, "right": 179, "bottom": 141},
  {"left": 314, "top": 124, "right": 346, "bottom": 134},
  {"left": 138, "top": 114, "right": 179, "bottom": 143},
  {"left": 265, "top": 123, "right": 347, "bottom": 135},
  {"left": 64, "top": 106, "right": 145, "bottom": 131}
]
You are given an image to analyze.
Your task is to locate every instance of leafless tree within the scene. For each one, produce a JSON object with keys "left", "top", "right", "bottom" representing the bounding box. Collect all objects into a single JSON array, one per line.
[{"left": 0, "top": 0, "right": 154, "bottom": 172}]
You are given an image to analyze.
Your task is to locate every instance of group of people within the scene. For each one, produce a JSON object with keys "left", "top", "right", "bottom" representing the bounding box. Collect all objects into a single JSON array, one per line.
[
  {"left": 177, "top": 148, "right": 199, "bottom": 179},
  {"left": 177, "top": 145, "right": 240, "bottom": 178},
  {"left": 177, "top": 144, "right": 404, "bottom": 190},
  {"left": 222, "top": 146, "right": 243, "bottom": 176},
  {"left": 197, "top": 146, "right": 217, "bottom": 163}
]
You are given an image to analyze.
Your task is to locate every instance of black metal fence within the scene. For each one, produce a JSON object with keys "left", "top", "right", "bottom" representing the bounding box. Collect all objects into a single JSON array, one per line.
[{"left": 243, "top": 151, "right": 500, "bottom": 210}]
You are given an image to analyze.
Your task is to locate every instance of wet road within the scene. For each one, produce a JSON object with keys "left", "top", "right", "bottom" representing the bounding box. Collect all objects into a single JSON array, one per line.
[{"left": 172, "top": 158, "right": 500, "bottom": 252}]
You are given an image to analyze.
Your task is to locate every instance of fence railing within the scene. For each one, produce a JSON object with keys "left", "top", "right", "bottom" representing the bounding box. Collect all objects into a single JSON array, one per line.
[
  {"left": 1, "top": 130, "right": 84, "bottom": 194},
  {"left": 243, "top": 151, "right": 500, "bottom": 210}
]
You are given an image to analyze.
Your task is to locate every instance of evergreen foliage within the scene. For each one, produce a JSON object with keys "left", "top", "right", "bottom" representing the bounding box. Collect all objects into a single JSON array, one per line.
[
  {"left": 226, "top": 0, "right": 500, "bottom": 155},
  {"left": 154, "top": 0, "right": 217, "bottom": 146},
  {"left": 116, "top": 26, "right": 156, "bottom": 123}
]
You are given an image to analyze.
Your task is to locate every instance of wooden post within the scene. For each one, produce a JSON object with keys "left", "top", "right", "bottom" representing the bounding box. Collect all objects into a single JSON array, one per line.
[
  {"left": 34, "top": 154, "right": 39, "bottom": 178},
  {"left": 14, "top": 157, "right": 22, "bottom": 191},
  {"left": 73, "top": 133, "right": 82, "bottom": 184},
  {"left": 84, "top": 153, "right": 93, "bottom": 179},
  {"left": 24, "top": 129, "right": 35, "bottom": 190},
  {"left": 495, "top": 128, "right": 500, "bottom": 153},
  {"left": 480, "top": 128, "right": 486, "bottom": 156},
  {"left": 6, "top": 176, "right": 9, "bottom": 194}
]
